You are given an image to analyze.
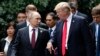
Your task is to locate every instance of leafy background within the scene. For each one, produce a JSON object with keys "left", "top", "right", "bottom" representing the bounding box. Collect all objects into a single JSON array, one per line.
[{"left": 0, "top": 0, "right": 100, "bottom": 38}]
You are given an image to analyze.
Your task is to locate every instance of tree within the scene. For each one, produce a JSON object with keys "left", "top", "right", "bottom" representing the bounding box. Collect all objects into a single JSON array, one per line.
[
  {"left": 0, "top": 0, "right": 68, "bottom": 38},
  {"left": 0, "top": 0, "right": 100, "bottom": 38}
]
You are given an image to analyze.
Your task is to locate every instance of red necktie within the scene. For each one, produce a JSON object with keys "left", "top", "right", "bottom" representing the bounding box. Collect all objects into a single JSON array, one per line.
[
  {"left": 62, "top": 20, "right": 67, "bottom": 56},
  {"left": 32, "top": 29, "right": 35, "bottom": 48}
]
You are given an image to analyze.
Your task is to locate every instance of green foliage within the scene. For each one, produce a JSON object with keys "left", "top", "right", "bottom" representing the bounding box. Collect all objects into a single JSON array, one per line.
[
  {"left": 0, "top": 0, "right": 67, "bottom": 38},
  {"left": 78, "top": 0, "right": 100, "bottom": 12},
  {"left": 0, "top": 0, "right": 100, "bottom": 38}
]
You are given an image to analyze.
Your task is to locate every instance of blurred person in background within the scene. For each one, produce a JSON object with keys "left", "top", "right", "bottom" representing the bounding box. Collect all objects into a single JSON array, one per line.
[
  {"left": 16, "top": 4, "right": 37, "bottom": 30},
  {"left": 16, "top": 11, "right": 26, "bottom": 24},
  {"left": 46, "top": 12, "right": 58, "bottom": 38},
  {"left": 0, "top": 21, "right": 16, "bottom": 56},
  {"left": 45, "top": 12, "right": 58, "bottom": 56},
  {"left": 90, "top": 4, "right": 100, "bottom": 56},
  {"left": 69, "top": 2, "right": 92, "bottom": 24},
  {"left": 16, "top": 4, "right": 48, "bottom": 32}
]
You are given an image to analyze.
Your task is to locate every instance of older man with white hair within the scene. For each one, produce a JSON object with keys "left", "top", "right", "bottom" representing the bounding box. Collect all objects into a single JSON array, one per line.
[
  {"left": 16, "top": 4, "right": 48, "bottom": 33},
  {"left": 47, "top": 2, "right": 95, "bottom": 56},
  {"left": 13, "top": 11, "right": 50, "bottom": 56}
]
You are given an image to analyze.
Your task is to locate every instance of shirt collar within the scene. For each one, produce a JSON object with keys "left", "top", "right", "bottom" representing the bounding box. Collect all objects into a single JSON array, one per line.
[
  {"left": 26, "top": 20, "right": 30, "bottom": 26},
  {"left": 94, "top": 22, "right": 100, "bottom": 25},
  {"left": 49, "top": 25, "right": 56, "bottom": 31},
  {"left": 67, "top": 13, "right": 73, "bottom": 22},
  {"left": 74, "top": 10, "right": 78, "bottom": 16},
  {"left": 5, "top": 37, "right": 11, "bottom": 43},
  {"left": 29, "top": 25, "right": 38, "bottom": 32}
]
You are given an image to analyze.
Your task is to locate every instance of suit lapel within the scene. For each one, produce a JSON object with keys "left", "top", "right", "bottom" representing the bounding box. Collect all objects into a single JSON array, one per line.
[
  {"left": 68, "top": 16, "right": 75, "bottom": 43},
  {"left": 98, "top": 25, "right": 100, "bottom": 38},
  {"left": 93, "top": 23, "right": 96, "bottom": 35},
  {"left": 35, "top": 28, "right": 42, "bottom": 48},
  {"left": 25, "top": 27, "right": 32, "bottom": 48},
  {"left": 24, "top": 21, "right": 27, "bottom": 27},
  {"left": 92, "top": 23, "right": 96, "bottom": 41},
  {"left": 58, "top": 21, "right": 64, "bottom": 48},
  {"left": 0, "top": 39, "right": 6, "bottom": 51}
]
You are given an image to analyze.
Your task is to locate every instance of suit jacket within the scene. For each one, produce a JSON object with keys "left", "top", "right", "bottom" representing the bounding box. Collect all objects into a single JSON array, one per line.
[
  {"left": 13, "top": 27, "right": 50, "bottom": 56},
  {"left": 16, "top": 21, "right": 27, "bottom": 32},
  {"left": 90, "top": 22, "right": 100, "bottom": 56},
  {"left": 39, "top": 22, "right": 48, "bottom": 29},
  {"left": 52, "top": 15, "right": 95, "bottom": 56},
  {"left": 0, "top": 38, "right": 14, "bottom": 56},
  {"left": 0, "top": 38, "right": 5, "bottom": 52},
  {"left": 76, "top": 11, "right": 87, "bottom": 19},
  {"left": 75, "top": 11, "right": 92, "bottom": 24}
]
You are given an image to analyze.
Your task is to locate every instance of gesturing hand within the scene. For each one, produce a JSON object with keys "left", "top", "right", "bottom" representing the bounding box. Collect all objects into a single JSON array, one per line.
[
  {"left": 0, "top": 52, "right": 5, "bottom": 56},
  {"left": 46, "top": 42, "right": 54, "bottom": 54}
]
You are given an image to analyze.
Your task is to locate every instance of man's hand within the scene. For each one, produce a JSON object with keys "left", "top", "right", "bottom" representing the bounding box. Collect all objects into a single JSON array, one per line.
[
  {"left": 0, "top": 52, "right": 5, "bottom": 56},
  {"left": 46, "top": 42, "right": 54, "bottom": 54}
]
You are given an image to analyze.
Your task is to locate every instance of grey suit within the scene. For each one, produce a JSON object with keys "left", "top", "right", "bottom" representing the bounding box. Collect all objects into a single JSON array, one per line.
[{"left": 13, "top": 27, "right": 50, "bottom": 56}]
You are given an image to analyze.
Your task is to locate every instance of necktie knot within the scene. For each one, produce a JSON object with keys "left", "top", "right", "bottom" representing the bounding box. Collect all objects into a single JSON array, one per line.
[
  {"left": 32, "top": 29, "right": 35, "bottom": 32},
  {"left": 49, "top": 28, "right": 53, "bottom": 35},
  {"left": 50, "top": 28, "right": 52, "bottom": 32},
  {"left": 64, "top": 20, "right": 67, "bottom": 22}
]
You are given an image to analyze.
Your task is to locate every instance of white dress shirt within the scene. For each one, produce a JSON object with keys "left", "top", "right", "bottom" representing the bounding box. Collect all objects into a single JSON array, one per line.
[
  {"left": 49, "top": 26, "right": 56, "bottom": 37},
  {"left": 74, "top": 10, "right": 78, "bottom": 16},
  {"left": 4, "top": 37, "right": 12, "bottom": 56},
  {"left": 26, "top": 20, "right": 30, "bottom": 26},
  {"left": 95, "top": 24, "right": 99, "bottom": 46},
  {"left": 29, "top": 25, "right": 38, "bottom": 43},
  {"left": 65, "top": 13, "right": 73, "bottom": 49}
]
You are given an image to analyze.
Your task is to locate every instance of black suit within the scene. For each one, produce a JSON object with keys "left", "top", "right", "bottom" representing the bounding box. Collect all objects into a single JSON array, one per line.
[
  {"left": 90, "top": 22, "right": 100, "bottom": 56},
  {"left": 39, "top": 22, "right": 48, "bottom": 29},
  {"left": 13, "top": 27, "right": 50, "bottom": 56},
  {"left": 75, "top": 11, "right": 92, "bottom": 24},
  {"left": 0, "top": 38, "right": 5, "bottom": 52},
  {"left": 16, "top": 21, "right": 27, "bottom": 30},
  {"left": 16, "top": 21, "right": 27, "bottom": 33},
  {"left": 0, "top": 38, "right": 14, "bottom": 56},
  {"left": 76, "top": 11, "right": 87, "bottom": 19},
  {"left": 51, "top": 15, "right": 95, "bottom": 56}
]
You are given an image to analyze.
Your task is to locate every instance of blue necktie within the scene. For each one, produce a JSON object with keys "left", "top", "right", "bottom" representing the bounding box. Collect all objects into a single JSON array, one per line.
[
  {"left": 95, "top": 24, "right": 99, "bottom": 46},
  {"left": 49, "top": 28, "right": 53, "bottom": 37},
  {"left": 95, "top": 24, "right": 100, "bottom": 56}
]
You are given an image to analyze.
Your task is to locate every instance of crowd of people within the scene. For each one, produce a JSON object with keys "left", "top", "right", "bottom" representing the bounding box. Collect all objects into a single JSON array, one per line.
[{"left": 0, "top": 1, "right": 100, "bottom": 56}]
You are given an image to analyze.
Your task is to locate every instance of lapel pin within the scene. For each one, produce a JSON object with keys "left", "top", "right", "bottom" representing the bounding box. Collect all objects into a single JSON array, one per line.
[
  {"left": 72, "top": 20, "right": 75, "bottom": 23},
  {"left": 40, "top": 30, "right": 43, "bottom": 33}
]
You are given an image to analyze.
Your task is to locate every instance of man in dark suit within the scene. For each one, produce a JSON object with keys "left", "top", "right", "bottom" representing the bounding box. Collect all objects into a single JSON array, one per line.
[
  {"left": 46, "top": 12, "right": 58, "bottom": 38},
  {"left": 90, "top": 4, "right": 100, "bottom": 56},
  {"left": 13, "top": 11, "right": 50, "bottom": 56},
  {"left": 69, "top": 2, "right": 92, "bottom": 24},
  {"left": 16, "top": 4, "right": 37, "bottom": 30},
  {"left": 45, "top": 12, "right": 58, "bottom": 56},
  {"left": 46, "top": 2, "right": 95, "bottom": 56},
  {"left": 16, "top": 11, "right": 27, "bottom": 24}
]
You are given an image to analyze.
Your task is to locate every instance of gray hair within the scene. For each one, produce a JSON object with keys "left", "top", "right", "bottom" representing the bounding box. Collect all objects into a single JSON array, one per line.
[
  {"left": 54, "top": 2, "right": 71, "bottom": 11},
  {"left": 29, "top": 11, "right": 41, "bottom": 19}
]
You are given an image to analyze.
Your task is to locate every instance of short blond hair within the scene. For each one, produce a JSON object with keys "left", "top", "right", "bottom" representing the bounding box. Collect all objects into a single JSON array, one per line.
[
  {"left": 54, "top": 2, "right": 71, "bottom": 11},
  {"left": 92, "top": 4, "right": 100, "bottom": 15},
  {"left": 26, "top": 4, "right": 37, "bottom": 12}
]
